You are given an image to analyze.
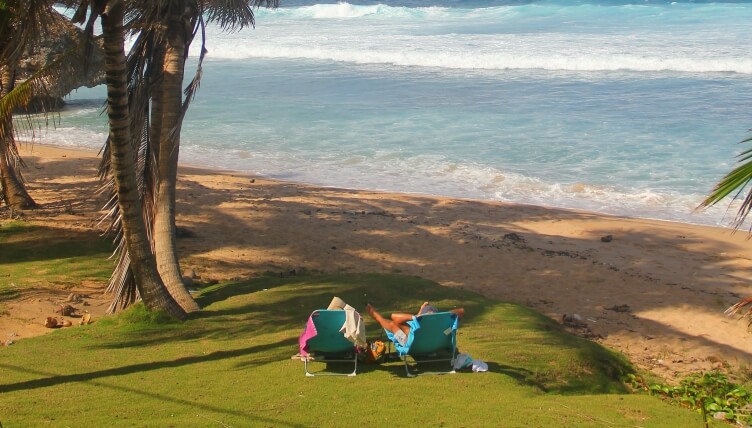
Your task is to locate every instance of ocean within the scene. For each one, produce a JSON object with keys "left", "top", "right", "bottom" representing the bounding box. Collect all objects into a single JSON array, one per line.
[{"left": 48, "top": 0, "right": 752, "bottom": 227}]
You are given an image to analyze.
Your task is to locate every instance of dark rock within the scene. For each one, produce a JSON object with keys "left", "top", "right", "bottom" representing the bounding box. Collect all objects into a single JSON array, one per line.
[
  {"left": 503, "top": 232, "right": 524, "bottom": 242},
  {"left": 606, "top": 304, "right": 630, "bottom": 313},
  {"left": 601, "top": 235, "right": 613, "bottom": 242}
]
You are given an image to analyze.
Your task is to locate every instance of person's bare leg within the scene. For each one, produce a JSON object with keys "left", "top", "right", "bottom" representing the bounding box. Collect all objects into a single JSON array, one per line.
[
  {"left": 390, "top": 312, "right": 414, "bottom": 324},
  {"left": 366, "top": 304, "right": 410, "bottom": 335}
]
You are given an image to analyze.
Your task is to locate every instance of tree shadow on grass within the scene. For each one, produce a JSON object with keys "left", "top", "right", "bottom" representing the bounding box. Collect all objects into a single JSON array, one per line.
[
  {"left": 0, "top": 338, "right": 305, "bottom": 427},
  {"left": 0, "top": 224, "right": 111, "bottom": 266},
  {"left": 94, "top": 273, "right": 634, "bottom": 394},
  {"left": 0, "top": 336, "right": 298, "bottom": 394},
  {"left": 99, "top": 274, "right": 491, "bottom": 349}
]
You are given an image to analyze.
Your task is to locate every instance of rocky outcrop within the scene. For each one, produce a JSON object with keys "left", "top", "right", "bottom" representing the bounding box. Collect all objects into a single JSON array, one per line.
[{"left": 15, "top": 10, "right": 104, "bottom": 113}]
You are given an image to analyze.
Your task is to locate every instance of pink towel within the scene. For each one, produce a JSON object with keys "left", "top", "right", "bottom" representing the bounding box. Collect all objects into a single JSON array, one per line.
[{"left": 298, "top": 312, "right": 319, "bottom": 356}]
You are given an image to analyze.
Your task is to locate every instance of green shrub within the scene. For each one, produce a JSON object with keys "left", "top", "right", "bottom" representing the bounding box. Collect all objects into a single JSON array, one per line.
[{"left": 627, "top": 371, "right": 752, "bottom": 426}]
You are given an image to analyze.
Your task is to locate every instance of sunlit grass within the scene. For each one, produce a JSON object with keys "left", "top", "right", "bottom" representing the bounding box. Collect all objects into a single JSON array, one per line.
[{"left": 0, "top": 272, "right": 716, "bottom": 427}]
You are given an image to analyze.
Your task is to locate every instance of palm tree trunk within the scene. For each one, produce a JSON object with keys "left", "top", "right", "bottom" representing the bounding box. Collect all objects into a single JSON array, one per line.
[
  {"left": 0, "top": 65, "right": 36, "bottom": 210},
  {"left": 152, "top": 3, "right": 199, "bottom": 312},
  {"left": 101, "top": 1, "right": 185, "bottom": 319}
]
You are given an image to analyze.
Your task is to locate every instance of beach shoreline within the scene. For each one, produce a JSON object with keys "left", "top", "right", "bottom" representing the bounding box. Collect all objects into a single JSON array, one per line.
[{"left": 3, "top": 143, "right": 752, "bottom": 382}]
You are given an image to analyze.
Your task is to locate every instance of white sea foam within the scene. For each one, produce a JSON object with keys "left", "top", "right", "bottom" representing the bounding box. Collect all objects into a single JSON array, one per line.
[
  {"left": 35, "top": 117, "right": 743, "bottom": 229},
  {"left": 205, "top": 43, "right": 752, "bottom": 74},
  {"left": 178, "top": 144, "right": 738, "bottom": 227},
  {"left": 199, "top": 2, "right": 752, "bottom": 74},
  {"left": 37, "top": 127, "right": 106, "bottom": 150}
]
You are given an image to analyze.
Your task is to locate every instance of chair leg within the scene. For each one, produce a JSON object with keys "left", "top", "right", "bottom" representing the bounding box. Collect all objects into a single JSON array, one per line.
[
  {"left": 403, "top": 355, "right": 457, "bottom": 377},
  {"left": 347, "top": 354, "right": 358, "bottom": 377},
  {"left": 303, "top": 354, "right": 358, "bottom": 377},
  {"left": 404, "top": 357, "right": 417, "bottom": 378}
]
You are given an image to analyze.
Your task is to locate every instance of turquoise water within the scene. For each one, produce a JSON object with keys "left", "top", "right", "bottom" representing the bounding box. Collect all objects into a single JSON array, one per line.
[{"left": 52, "top": 0, "right": 752, "bottom": 226}]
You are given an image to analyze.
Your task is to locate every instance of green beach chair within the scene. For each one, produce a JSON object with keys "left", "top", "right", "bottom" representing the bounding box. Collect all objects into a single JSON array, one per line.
[
  {"left": 395, "top": 311, "right": 459, "bottom": 378},
  {"left": 302, "top": 310, "right": 359, "bottom": 377}
]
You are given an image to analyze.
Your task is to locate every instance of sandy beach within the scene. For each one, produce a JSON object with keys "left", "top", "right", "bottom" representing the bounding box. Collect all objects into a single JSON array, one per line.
[{"left": 3, "top": 143, "right": 752, "bottom": 382}]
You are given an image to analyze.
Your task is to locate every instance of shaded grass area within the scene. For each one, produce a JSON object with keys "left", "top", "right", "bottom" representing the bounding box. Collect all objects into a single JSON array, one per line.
[
  {"left": 0, "top": 221, "right": 112, "bottom": 300},
  {"left": 0, "top": 273, "right": 715, "bottom": 427}
]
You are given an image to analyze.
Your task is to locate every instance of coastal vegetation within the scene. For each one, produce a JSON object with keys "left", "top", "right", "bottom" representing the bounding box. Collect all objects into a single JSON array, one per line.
[{"left": 1, "top": 0, "right": 277, "bottom": 317}]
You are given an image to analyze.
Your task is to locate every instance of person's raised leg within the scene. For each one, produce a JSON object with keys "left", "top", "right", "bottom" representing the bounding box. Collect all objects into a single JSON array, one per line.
[
  {"left": 390, "top": 312, "right": 414, "bottom": 324},
  {"left": 366, "top": 304, "right": 410, "bottom": 335}
]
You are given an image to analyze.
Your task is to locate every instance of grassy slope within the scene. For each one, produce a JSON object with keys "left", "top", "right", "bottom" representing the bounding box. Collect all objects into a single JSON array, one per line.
[{"left": 0, "top": 222, "right": 715, "bottom": 427}]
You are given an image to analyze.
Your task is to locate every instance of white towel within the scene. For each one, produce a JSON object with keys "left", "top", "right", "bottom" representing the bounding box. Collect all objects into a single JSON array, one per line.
[
  {"left": 340, "top": 304, "right": 367, "bottom": 347},
  {"left": 472, "top": 359, "right": 488, "bottom": 372}
]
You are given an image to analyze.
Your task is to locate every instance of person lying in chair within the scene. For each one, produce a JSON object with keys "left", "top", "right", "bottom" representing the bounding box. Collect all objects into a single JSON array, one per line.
[{"left": 365, "top": 302, "right": 464, "bottom": 350}]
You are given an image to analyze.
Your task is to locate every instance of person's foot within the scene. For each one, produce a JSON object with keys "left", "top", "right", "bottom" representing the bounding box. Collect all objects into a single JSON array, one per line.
[
  {"left": 365, "top": 303, "right": 376, "bottom": 317},
  {"left": 419, "top": 301, "right": 431, "bottom": 313}
]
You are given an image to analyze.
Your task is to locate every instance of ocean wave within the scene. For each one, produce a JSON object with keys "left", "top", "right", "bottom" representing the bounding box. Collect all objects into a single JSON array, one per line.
[
  {"left": 203, "top": 44, "right": 752, "bottom": 74},
  {"left": 257, "top": 2, "right": 471, "bottom": 19},
  {"left": 255, "top": 1, "right": 750, "bottom": 21},
  {"left": 201, "top": 1, "right": 752, "bottom": 74}
]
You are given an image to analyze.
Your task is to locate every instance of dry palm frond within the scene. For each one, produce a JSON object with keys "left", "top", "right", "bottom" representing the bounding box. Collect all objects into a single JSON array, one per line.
[{"left": 725, "top": 298, "right": 752, "bottom": 327}]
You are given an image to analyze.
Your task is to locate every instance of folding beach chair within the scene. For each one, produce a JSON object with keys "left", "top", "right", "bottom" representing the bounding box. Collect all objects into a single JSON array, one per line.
[
  {"left": 300, "top": 310, "right": 359, "bottom": 377},
  {"left": 389, "top": 311, "right": 459, "bottom": 377}
]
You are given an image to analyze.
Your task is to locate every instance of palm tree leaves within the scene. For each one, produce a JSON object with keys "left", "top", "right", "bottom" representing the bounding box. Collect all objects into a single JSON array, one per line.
[
  {"left": 699, "top": 135, "right": 752, "bottom": 232},
  {"left": 203, "top": 0, "right": 278, "bottom": 31},
  {"left": 0, "top": 0, "right": 61, "bottom": 66},
  {"left": 4, "top": 0, "right": 278, "bottom": 310},
  {"left": 699, "top": 134, "right": 752, "bottom": 320}
]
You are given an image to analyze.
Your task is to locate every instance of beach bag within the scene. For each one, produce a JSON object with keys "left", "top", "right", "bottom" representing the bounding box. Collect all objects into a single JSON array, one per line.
[{"left": 359, "top": 340, "right": 387, "bottom": 364}]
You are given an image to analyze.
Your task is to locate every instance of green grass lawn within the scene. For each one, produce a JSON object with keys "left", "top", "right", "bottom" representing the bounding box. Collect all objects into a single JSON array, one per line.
[
  {"left": 0, "top": 221, "right": 718, "bottom": 427},
  {"left": 0, "top": 221, "right": 112, "bottom": 300}
]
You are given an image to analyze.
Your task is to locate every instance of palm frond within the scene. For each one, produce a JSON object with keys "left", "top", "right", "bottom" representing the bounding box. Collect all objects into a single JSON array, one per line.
[
  {"left": 700, "top": 134, "right": 752, "bottom": 320},
  {"left": 203, "top": 0, "right": 279, "bottom": 31},
  {"left": 725, "top": 297, "right": 752, "bottom": 326},
  {"left": 0, "top": 37, "right": 95, "bottom": 167},
  {"left": 0, "top": 0, "right": 61, "bottom": 66},
  {"left": 698, "top": 138, "right": 752, "bottom": 230}
]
